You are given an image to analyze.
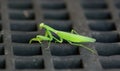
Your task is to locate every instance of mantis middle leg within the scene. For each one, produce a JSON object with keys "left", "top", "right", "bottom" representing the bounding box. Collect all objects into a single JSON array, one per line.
[{"left": 71, "top": 29, "right": 79, "bottom": 35}]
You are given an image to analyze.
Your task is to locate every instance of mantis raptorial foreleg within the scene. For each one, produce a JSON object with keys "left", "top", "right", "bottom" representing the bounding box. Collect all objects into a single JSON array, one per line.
[
  {"left": 43, "top": 30, "right": 63, "bottom": 48},
  {"left": 45, "top": 30, "right": 48, "bottom": 37},
  {"left": 68, "top": 41, "right": 95, "bottom": 53},
  {"left": 29, "top": 37, "right": 42, "bottom": 43},
  {"left": 45, "top": 30, "right": 53, "bottom": 40},
  {"left": 53, "top": 36, "right": 63, "bottom": 43},
  {"left": 46, "top": 30, "right": 63, "bottom": 43}
]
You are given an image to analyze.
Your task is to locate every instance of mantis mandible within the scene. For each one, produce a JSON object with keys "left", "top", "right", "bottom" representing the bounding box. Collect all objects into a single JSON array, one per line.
[{"left": 30, "top": 23, "right": 96, "bottom": 53}]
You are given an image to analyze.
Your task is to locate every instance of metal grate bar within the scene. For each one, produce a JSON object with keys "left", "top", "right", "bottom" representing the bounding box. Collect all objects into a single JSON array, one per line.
[{"left": 1, "top": 0, "right": 14, "bottom": 71}]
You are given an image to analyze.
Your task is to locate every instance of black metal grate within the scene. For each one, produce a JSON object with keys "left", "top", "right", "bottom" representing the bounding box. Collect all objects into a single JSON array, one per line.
[
  {"left": 81, "top": 0, "right": 120, "bottom": 71},
  {"left": 0, "top": 0, "right": 120, "bottom": 71}
]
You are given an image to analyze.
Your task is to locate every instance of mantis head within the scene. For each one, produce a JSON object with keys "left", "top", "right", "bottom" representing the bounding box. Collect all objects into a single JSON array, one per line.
[{"left": 39, "top": 23, "right": 44, "bottom": 30}]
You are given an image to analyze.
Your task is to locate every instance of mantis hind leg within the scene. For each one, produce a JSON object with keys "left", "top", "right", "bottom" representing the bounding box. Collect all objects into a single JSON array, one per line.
[
  {"left": 68, "top": 41, "right": 95, "bottom": 53},
  {"left": 71, "top": 29, "right": 79, "bottom": 35}
]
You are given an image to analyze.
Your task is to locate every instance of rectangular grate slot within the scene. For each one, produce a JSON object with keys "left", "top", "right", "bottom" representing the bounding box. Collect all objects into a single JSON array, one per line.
[
  {"left": 81, "top": 2, "right": 107, "bottom": 10},
  {"left": 50, "top": 44, "right": 79, "bottom": 56},
  {"left": 9, "top": 11, "right": 35, "bottom": 20},
  {"left": 10, "top": 22, "right": 37, "bottom": 32},
  {"left": 53, "top": 57, "right": 83, "bottom": 69},
  {"left": 100, "top": 56, "right": 120, "bottom": 69},
  {"left": 43, "top": 10, "right": 69, "bottom": 20},
  {"left": 44, "top": 21, "right": 72, "bottom": 32},
  {"left": 88, "top": 21, "right": 116, "bottom": 31},
  {"left": 0, "top": 58, "right": 5, "bottom": 69},
  {"left": 0, "top": 23, "right": 2, "bottom": 31},
  {"left": 115, "top": 0, "right": 120, "bottom": 9},
  {"left": 85, "top": 11, "right": 112, "bottom": 20},
  {"left": 95, "top": 44, "right": 120, "bottom": 56},
  {"left": 81, "top": 0, "right": 105, "bottom": 3},
  {"left": 0, "top": 14, "right": 1, "bottom": 20},
  {"left": 15, "top": 58, "right": 44, "bottom": 69},
  {"left": 92, "top": 32, "right": 120, "bottom": 43},
  {"left": 8, "top": 2, "right": 33, "bottom": 10},
  {"left": 0, "top": 45, "right": 4, "bottom": 55},
  {"left": 13, "top": 44, "right": 42, "bottom": 56},
  {"left": 41, "top": 1, "right": 70, "bottom": 21},
  {"left": 0, "top": 35, "right": 3, "bottom": 43},
  {"left": 41, "top": 1, "right": 66, "bottom": 10},
  {"left": 12, "top": 33, "right": 36, "bottom": 43}
]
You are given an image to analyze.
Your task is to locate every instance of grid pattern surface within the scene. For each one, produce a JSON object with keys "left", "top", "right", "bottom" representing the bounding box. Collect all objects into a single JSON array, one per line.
[{"left": 0, "top": 0, "right": 120, "bottom": 71}]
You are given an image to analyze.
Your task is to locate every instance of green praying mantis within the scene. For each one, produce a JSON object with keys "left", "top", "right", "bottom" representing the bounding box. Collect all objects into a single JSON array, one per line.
[{"left": 29, "top": 23, "right": 96, "bottom": 53}]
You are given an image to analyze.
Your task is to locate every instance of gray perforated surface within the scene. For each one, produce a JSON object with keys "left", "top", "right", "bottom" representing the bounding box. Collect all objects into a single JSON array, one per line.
[{"left": 0, "top": 0, "right": 120, "bottom": 71}]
